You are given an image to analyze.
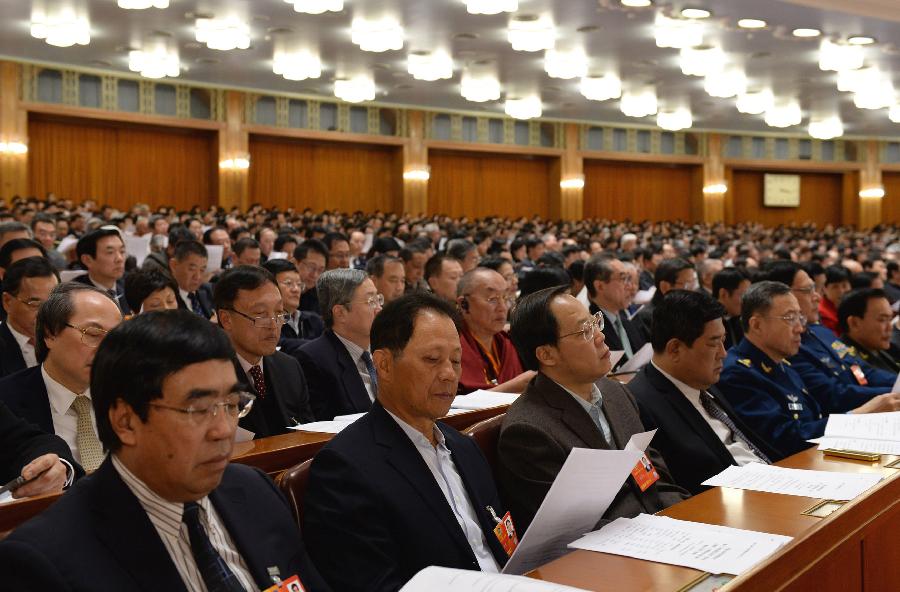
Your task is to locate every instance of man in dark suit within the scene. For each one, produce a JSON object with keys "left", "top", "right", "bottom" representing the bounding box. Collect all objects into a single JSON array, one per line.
[
  {"left": 263, "top": 259, "right": 324, "bottom": 355},
  {"left": 499, "top": 286, "right": 688, "bottom": 534},
  {"left": 73, "top": 226, "right": 131, "bottom": 316},
  {"left": 0, "top": 257, "right": 59, "bottom": 378},
  {"left": 303, "top": 293, "right": 510, "bottom": 591},
  {"left": 583, "top": 253, "right": 647, "bottom": 370},
  {"left": 631, "top": 258, "right": 696, "bottom": 343},
  {"left": 215, "top": 266, "right": 315, "bottom": 438},
  {"left": 0, "top": 310, "right": 329, "bottom": 591},
  {"left": 294, "top": 239, "right": 328, "bottom": 315},
  {"left": 296, "top": 269, "right": 382, "bottom": 420},
  {"left": 630, "top": 291, "right": 779, "bottom": 495},
  {"left": 713, "top": 267, "right": 750, "bottom": 350},
  {"left": 838, "top": 288, "right": 900, "bottom": 374},
  {"left": 168, "top": 239, "right": 214, "bottom": 319}
]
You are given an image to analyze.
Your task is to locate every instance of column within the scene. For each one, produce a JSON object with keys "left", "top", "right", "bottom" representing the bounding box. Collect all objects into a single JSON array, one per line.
[
  {"left": 700, "top": 133, "right": 727, "bottom": 223},
  {"left": 217, "top": 91, "right": 249, "bottom": 211},
  {"left": 858, "top": 140, "right": 883, "bottom": 229},
  {"left": 555, "top": 123, "right": 583, "bottom": 220},
  {"left": 0, "top": 61, "right": 28, "bottom": 200},
  {"left": 402, "top": 110, "right": 428, "bottom": 214}
]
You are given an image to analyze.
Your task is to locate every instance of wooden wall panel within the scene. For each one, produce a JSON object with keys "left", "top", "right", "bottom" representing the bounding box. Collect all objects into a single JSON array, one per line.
[
  {"left": 883, "top": 172, "right": 900, "bottom": 225},
  {"left": 249, "top": 135, "right": 401, "bottom": 212},
  {"left": 28, "top": 115, "right": 215, "bottom": 210},
  {"left": 730, "top": 170, "right": 843, "bottom": 226},
  {"left": 582, "top": 160, "right": 698, "bottom": 221},
  {"left": 428, "top": 150, "right": 552, "bottom": 218}
]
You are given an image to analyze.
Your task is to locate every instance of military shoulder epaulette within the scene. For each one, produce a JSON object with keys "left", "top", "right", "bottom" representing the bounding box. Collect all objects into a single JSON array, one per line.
[
  {"left": 782, "top": 359, "right": 792, "bottom": 366},
  {"left": 761, "top": 361, "right": 772, "bottom": 373},
  {"left": 738, "top": 358, "right": 752, "bottom": 367}
]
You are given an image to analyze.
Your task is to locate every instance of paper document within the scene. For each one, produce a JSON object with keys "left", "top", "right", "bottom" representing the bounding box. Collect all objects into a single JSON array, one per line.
[
  {"left": 234, "top": 427, "right": 255, "bottom": 442},
  {"left": 569, "top": 514, "right": 791, "bottom": 575},
  {"left": 451, "top": 390, "right": 519, "bottom": 410},
  {"left": 634, "top": 287, "right": 656, "bottom": 306},
  {"left": 813, "top": 437, "right": 900, "bottom": 455},
  {"left": 893, "top": 372, "right": 900, "bottom": 393},
  {"left": 702, "top": 462, "right": 882, "bottom": 501},
  {"left": 824, "top": 411, "right": 900, "bottom": 441},
  {"left": 204, "top": 245, "right": 224, "bottom": 273},
  {"left": 290, "top": 421, "right": 353, "bottom": 434},
  {"left": 268, "top": 251, "right": 288, "bottom": 260},
  {"left": 501, "top": 430, "right": 656, "bottom": 575},
  {"left": 56, "top": 235, "right": 79, "bottom": 254},
  {"left": 607, "top": 351, "right": 625, "bottom": 370},
  {"left": 59, "top": 270, "right": 84, "bottom": 283},
  {"left": 617, "top": 343, "right": 653, "bottom": 374},
  {"left": 124, "top": 234, "right": 152, "bottom": 267},
  {"left": 401, "top": 566, "right": 590, "bottom": 592}
]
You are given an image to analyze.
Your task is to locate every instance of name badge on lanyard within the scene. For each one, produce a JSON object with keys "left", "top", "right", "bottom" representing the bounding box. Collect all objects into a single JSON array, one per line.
[
  {"left": 850, "top": 364, "right": 868, "bottom": 385},
  {"left": 630, "top": 453, "right": 660, "bottom": 492},
  {"left": 487, "top": 505, "right": 519, "bottom": 556}
]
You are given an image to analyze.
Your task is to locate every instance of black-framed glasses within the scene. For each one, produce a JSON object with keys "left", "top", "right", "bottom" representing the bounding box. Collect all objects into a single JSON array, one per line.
[
  {"left": 65, "top": 323, "right": 109, "bottom": 347},
  {"left": 148, "top": 392, "right": 256, "bottom": 427},
  {"left": 223, "top": 308, "right": 289, "bottom": 328},
  {"left": 560, "top": 311, "right": 605, "bottom": 341}
]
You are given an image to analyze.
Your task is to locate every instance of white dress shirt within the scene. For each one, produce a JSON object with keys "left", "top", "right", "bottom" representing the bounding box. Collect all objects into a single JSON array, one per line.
[
  {"left": 42, "top": 365, "right": 100, "bottom": 467},
  {"left": 651, "top": 361, "right": 763, "bottom": 466},
  {"left": 111, "top": 455, "right": 256, "bottom": 592},
  {"left": 6, "top": 322, "right": 37, "bottom": 368},
  {"left": 334, "top": 332, "right": 376, "bottom": 402},
  {"left": 385, "top": 409, "right": 500, "bottom": 573}
]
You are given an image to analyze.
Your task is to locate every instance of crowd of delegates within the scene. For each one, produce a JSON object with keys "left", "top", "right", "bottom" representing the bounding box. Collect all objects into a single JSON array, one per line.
[{"left": 0, "top": 193, "right": 899, "bottom": 590}]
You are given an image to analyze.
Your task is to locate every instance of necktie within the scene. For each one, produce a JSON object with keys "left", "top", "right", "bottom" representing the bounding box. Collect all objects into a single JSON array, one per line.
[
  {"left": 614, "top": 316, "right": 634, "bottom": 358},
  {"left": 182, "top": 502, "right": 247, "bottom": 592},
  {"left": 70, "top": 395, "right": 104, "bottom": 472},
  {"left": 700, "top": 391, "right": 771, "bottom": 464},
  {"left": 587, "top": 402, "right": 613, "bottom": 446},
  {"left": 189, "top": 292, "right": 204, "bottom": 316},
  {"left": 248, "top": 365, "right": 266, "bottom": 398},
  {"left": 361, "top": 350, "right": 378, "bottom": 396},
  {"left": 26, "top": 337, "right": 35, "bottom": 346}
]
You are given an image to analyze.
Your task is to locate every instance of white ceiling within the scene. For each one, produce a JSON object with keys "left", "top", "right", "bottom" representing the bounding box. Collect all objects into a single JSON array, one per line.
[{"left": 3, "top": 0, "right": 900, "bottom": 138}]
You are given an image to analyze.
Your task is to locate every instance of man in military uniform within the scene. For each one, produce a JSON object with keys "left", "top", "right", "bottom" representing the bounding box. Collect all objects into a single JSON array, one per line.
[{"left": 838, "top": 288, "right": 900, "bottom": 374}]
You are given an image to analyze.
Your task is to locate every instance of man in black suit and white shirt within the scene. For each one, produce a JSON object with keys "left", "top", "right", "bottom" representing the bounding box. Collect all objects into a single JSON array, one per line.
[
  {"left": 73, "top": 227, "right": 131, "bottom": 316},
  {"left": 0, "top": 310, "right": 330, "bottom": 591},
  {"left": 168, "top": 240, "right": 214, "bottom": 319},
  {"left": 0, "top": 257, "right": 58, "bottom": 378},
  {"left": 583, "top": 253, "right": 647, "bottom": 369},
  {"left": 629, "top": 290, "right": 779, "bottom": 495},
  {"left": 263, "top": 259, "right": 324, "bottom": 355}
]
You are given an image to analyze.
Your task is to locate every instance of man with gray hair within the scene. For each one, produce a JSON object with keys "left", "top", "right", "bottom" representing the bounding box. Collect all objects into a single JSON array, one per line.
[
  {"left": 0, "top": 221, "right": 31, "bottom": 248},
  {"left": 446, "top": 238, "right": 479, "bottom": 273},
  {"left": 296, "top": 268, "right": 384, "bottom": 420}
]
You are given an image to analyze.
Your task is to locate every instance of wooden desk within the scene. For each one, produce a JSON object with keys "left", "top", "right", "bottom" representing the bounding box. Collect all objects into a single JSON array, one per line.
[{"left": 530, "top": 449, "right": 900, "bottom": 592}]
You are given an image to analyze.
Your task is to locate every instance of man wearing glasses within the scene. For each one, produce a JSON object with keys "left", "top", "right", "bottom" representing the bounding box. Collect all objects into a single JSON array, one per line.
[
  {"left": 0, "top": 310, "right": 330, "bottom": 591},
  {"left": 0, "top": 257, "right": 58, "bottom": 378},
  {"left": 583, "top": 254, "right": 647, "bottom": 370},
  {"left": 215, "top": 266, "right": 315, "bottom": 438},
  {"left": 0, "top": 282, "right": 122, "bottom": 473},
  {"left": 498, "top": 286, "right": 687, "bottom": 535}
]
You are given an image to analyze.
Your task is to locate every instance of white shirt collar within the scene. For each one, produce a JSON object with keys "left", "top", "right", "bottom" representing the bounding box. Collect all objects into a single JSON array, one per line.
[
  {"left": 179, "top": 288, "right": 191, "bottom": 304},
  {"left": 42, "top": 364, "right": 90, "bottom": 416},
  {"left": 650, "top": 360, "right": 702, "bottom": 404},
  {"left": 89, "top": 275, "right": 116, "bottom": 292},
  {"left": 236, "top": 353, "right": 263, "bottom": 380},
  {"left": 334, "top": 331, "right": 369, "bottom": 363},
  {"left": 6, "top": 322, "right": 32, "bottom": 350},
  {"left": 384, "top": 408, "right": 446, "bottom": 450}
]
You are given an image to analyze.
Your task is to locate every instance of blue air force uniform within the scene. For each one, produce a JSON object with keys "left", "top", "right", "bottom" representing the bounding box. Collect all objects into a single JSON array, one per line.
[
  {"left": 718, "top": 338, "right": 826, "bottom": 462},
  {"left": 790, "top": 324, "right": 896, "bottom": 414}
]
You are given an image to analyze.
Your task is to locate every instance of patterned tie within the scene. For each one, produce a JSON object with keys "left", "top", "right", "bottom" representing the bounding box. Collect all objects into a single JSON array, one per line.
[
  {"left": 248, "top": 365, "right": 266, "bottom": 399},
  {"left": 182, "top": 502, "right": 247, "bottom": 592},
  {"left": 700, "top": 391, "right": 771, "bottom": 464},
  {"left": 70, "top": 395, "right": 104, "bottom": 472},
  {"left": 361, "top": 350, "right": 378, "bottom": 396},
  {"left": 188, "top": 292, "right": 204, "bottom": 316},
  {"left": 613, "top": 315, "right": 634, "bottom": 358}
]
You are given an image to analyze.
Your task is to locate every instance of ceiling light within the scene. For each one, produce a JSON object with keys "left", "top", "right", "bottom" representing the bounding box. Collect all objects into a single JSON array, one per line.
[
  {"left": 544, "top": 48, "right": 587, "bottom": 79},
  {"left": 30, "top": 2, "right": 91, "bottom": 47},
  {"left": 737, "top": 18, "right": 766, "bottom": 29},
  {"left": 704, "top": 67, "right": 746, "bottom": 98},
  {"left": 195, "top": 16, "right": 250, "bottom": 51},
  {"left": 859, "top": 187, "right": 885, "bottom": 198},
  {"left": 580, "top": 73, "right": 622, "bottom": 101},
  {"left": 285, "top": 0, "right": 343, "bottom": 14},
  {"left": 505, "top": 96, "right": 542, "bottom": 119},
  {"left": 621, "top": 87, "right": 657, "bottom": 117},
  {"left": 128, "top": 37, "right": 179, "bottom": 79},
  {"left": 808, "top": 116, "right": 843, "bottom": 139},
  {"left": 818, "top": 39, "right": 864, "bottom": 72},
  {"left": 847, "top": 36, "right": 875, "bottom": 45},
  {"left": 837, "top": 66, "right": 874, "bottom": 93},
  {"left": 464, "top": 0, "right": 517, "bottom": 14},
  {"left": 334, "top": 75, "right": 376, "bottom": 103},
  {"left": 655, "top": 14, "right": 703, "bottom": 49},
  {"left": 854, "top": 78, "right": 894, "bottom": 109},
  {"left": 118, "top": 0, "right": 168, "bottom": 8},
  {"left": 890, "top": 105, "right": 900, "bottom": 123},
  {"left": 461, "top": 68, "right": 501, "bottom": 102},
  {"left": 792, "top": 28, "right": 821, "bottom": 38},
  {"left": 273, "top": 46, "right": 322, "bottom": 81},
  {"left": 680, "top": 45, "right": 724, "bottom": 77},
  {"left": 407, "top": 51, "right": 453, "bottom": 81},
  {"left": 764, "top": 101, "right": 802, "bottom": 128},
  {"left": 508, "top": 15, "right": 555, "bottom": 52},
  {"left": 737, "top": 89, "right": 773, "bottom": 114},
  {"left": 657, "top": 108, "right": 692, "bottom": 130},
  {"left": 351, "top": 17, "right": 404, "bottom": 52},
  {"left": 681, "top": 8, "right": 711, "bottom": 19}
]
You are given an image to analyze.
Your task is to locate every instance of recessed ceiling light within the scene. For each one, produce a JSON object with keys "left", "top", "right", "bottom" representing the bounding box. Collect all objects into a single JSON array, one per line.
[
  {"left": 737, "top": 18, "right": 767, "bottom": 29},
  {"left": 577, "top": 25, "right": 600, "bottom": 33},
  {"left": 453, "top": 33, "right": 479, "bottom": 40},
  {"left": 681, "top": 8, "right": 711, "bottom": 19},
  {"left": 792, "top": 28, "right": 821, "bottom": 38},
  {"left": 847, "top": 36, "right": 875, "bottom": 45},
  {"left": 620, "top": 0, "right": 652, "bottom": 7}
]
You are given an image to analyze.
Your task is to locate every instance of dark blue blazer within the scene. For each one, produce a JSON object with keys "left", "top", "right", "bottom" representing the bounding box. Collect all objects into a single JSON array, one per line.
[
  {"left": 233, "top": 351, "right": 316, "bottom": 438},
  {"left": 278, "top": 311, "right": 325, "bottom": 355},
  {"left": 0, "top": 397, "right": 78, "bottom": 485},
  {"left": 175, "top": 283, "right": 215, "bottom": 320},
  {"left": 72, "top": 274, "right": 131, "bottom": 316},
  {"left": 0, "top": 366, "right": 53, "bottom": 434},
  {"left": 295, "top": 329, "right": 372, "bottom": 420},
  {"left": 302, "top": 402, "right": 508, "bottom": 591},
  {"left": 0, "top": 459, "right": 330, "bottom": 592},
  {"left": 0, "top": 322, "right": 27, "bottom": 379}
]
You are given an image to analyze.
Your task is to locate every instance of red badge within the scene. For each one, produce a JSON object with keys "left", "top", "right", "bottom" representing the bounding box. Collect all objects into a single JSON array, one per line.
[
  {"left": 263, "top": 575, "right": 306, "bottom": 592},
  {"left": 492, "top": 511, "right": 519, "bottom": 556},
  {"left": 850, "top": 364, "right": 868, "bottom": 386},
  {"left": 631, "top": 453, "right": 660, "bottom": 492}
]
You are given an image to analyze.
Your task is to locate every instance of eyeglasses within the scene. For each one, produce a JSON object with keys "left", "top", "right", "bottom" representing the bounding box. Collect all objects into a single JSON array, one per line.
[
  {"left": 278, "top": 279, "right": 305, "bottom": 291},
  {"left": 464, "top": 293, "right": 507, "bottom": 308},
  {"left": 560, "top": 311, "right": 605, "bottom": 341},
  {"left": 149, "top": 392, "right": 256, "bottom": 427},
  {"left": 65, "top": 323, "right": 109, "bottom": 347},
  {"left": 791, "top": 285, "right": 816, "bottom": 295},
  {"left": 224, "top": 308, "right": 290, "bottom": 328},
  {"left": 364, "top": 294, "right": 385, "bottom": 309},
  {"left": 612, "top": 273, "right": 633, "bottom": 284},
  {"left": 767, "top": 313, "right": 807, "bottom": 327},
  {"left": 14, "top": 295, "right": 45, "bottom": 310}
]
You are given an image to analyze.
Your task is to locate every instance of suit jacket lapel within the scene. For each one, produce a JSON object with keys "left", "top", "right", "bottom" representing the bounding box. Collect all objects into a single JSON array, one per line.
[
  {"left": 708, "top": 385, "right": 781, "bottom": 462},
  {"left": 0, "top": 323, "right": 26, "bottom": 372},
  {"left": 209, "top": 479, "right": 268, "bottom": 588},
  {"left": 535, "top": 374, "right": 610, "bottom": 450},
  {"left": 262, "top": 356, "right": 290, "bottom": 425},
  {"left": 22, "top": 368, "right": 54, "bottom": 434},
  {"left": 327, "top": 331, "right": 371, "bottom": 412}
]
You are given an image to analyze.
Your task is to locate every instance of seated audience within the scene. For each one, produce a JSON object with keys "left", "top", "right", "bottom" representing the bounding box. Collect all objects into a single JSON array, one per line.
[
  {"left": 400, "top": 242, "right": 429, "bottom": 293},
  {"left": 0, "top": 221, "right": 32, "bottom": 247},
  {"left": 123, "top": 268, "right": 179, "bottom": 313},
  {"left": 74, "top": 227, "right": 131, "bottom": 315},
  {"left": 232, "top": 237, "right": 262, "bottom": 266},
  {"left": 30, "top": 214, "right": 66, "bottom": 270},
  {"left": 818, "top": 265, "right": 851, "bottom": 336},
  {"left": 215, "top": 266, "right": 315, "bottom": 437},
  {"left": 323, "top": 232, "right": 351, "bottom": 270},
  {"left": 141, "top": 225, "right": 193, "bottom": 275},
  {"left": 303, "top": 293, "right": 510, "bottom": 590},
  {"left": 0, "top": 310, "right": 329, "bottom": 591},
  {"left": 885, "top": 261, "right": 900, "bottom": 304},
  {"left": 425, "top": 253, "right": 464, "bottom": 302},
  {"left": 583, "top": 254, "right": 647, "bottom": 368},
  {"left": 1, "top": 257, "right": 58, "bottom": 377},
  {"left": 168, "top": 240, "right": 214, "bottom": 319},
  {"left": 0, "top": 238, "right": 47, "bottom": 279},
  {"left": 263, "top": 258, "right": 324, "bottom": 354},
  {"left": 838, "top": 288, "right": 900, "bottom": 373},
  {"left": 203, "top": 225, "right": 233, "bottom": 270},
  {"left": 477, "top": 257, "right": 520, "bottom": 307},
  {"left": 367, "top": 254, "right": 406, "bottom": 304},
  {"left": 446, "top": 238, "right": 480, "bottom": 272},
  {"left": 632, "top": 257, "right": 696, "bottom": 341},
  {"left": 296, "top": 269, "right": 382, "bottom": 420},
  {"left": 630, "top": 291, "right": 779, "bottom": 495},
  {"left": 713, "top": 267, "right": 750, "bottom": 350},
  {"left": 294, "top": 239, "right": 328, "bottom": 315}
]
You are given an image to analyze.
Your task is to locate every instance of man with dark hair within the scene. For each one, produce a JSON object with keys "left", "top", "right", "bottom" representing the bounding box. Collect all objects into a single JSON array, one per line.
[
  {"left": 257, "top": 227, "right": 276, "bottom": 263},
  {"left": 214, "top": 266, "right": 315, "bottom": 438},
  {"left": 30, "top": 213, "right": 66, "bottom": 270},
  {"left": 168, "top": 240, "right": 213, "bottom": 319},
  {"left": 632, "top": 257, "right": 696, "bottom": 341},
  {"left": 630, "top": 291, "right": 778, "bottom": 495},
  {"left": 367, "top": 254, "right": 406, "bottom": 305},
  {"left": 74, "top": 227, "right": 131, "bottom": 315},
  {"left": 818, "top": 265, "right": 851, "bottom": 336},
  {"left": 323, "top": 232, "right": 351, "bottom": 270},
  {"left": 712, "top": 267, "right": 750, "bottom": 350},
  {"left": 400, "top": 242, "right": 429, "bottom": 293},
  {"left": 294, "top": 239, "right": 329, "bottom": 315},
  {"left": 425, "top": 253, "right": 464, "bottom": 302},
  {"left": 499, "top": 286, "right": 687, "bottom": 534},
  {"left": 142, "top": 225, "right": 194, "bottom": 276},
  {"left": 884, "top": 261, "right": 900, "bottom": 304},
  {"left": 123, "top": 268, "right": 178, "bottom": 314},
  {"left": 232, "top": 237, "right": 262, "bottom": 267},
  {"left": 303, "top": 292, "right": 510, "bottom": 590},
  {"left": 203, "top": 225, "right": 233, "bottom": 271},
  {"left": 583, "top": 254, "right": 646, "bottom": 368},
  {"left": 0, "top": 310, "right": 330, "bottom": 591},
  {"left": 262, "top": 258, "right": 324, "bottom": 354},
  {"left": 296, "top": 269, "right": 382, "bottom": 420},
  {"left": 0, "top": 257, "right": 59, "bottom": 377},
  {"left": 0, "top": 238, "right": 47, "bottom": 279},
  {"left": 0, "top": 283, "right": 122, "bottom": 472},
  {"left": 839, "top": 288, "right": 900, "bottom": 373}
]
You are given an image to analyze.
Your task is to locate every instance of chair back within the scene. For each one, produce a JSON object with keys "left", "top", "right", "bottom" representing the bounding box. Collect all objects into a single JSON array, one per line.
[
  {"left": 275, "top": 458, "right": 313, "bottom": 531},
  {"left": 462, "top": 413, "right": 506, "bottom": 479}
]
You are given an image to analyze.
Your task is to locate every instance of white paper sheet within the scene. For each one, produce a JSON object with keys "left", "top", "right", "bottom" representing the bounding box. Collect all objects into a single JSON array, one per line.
[
  {"left": 234, "top": 427, "right": 255, "bottom": 443},
  {"left": 893, "top": 372, "right": 900, "bottom": 393},
  {"left": 634, "top": 286, "right": 656, "bottom": 306},
  {"left": 0, "top": 491, "right": 14, "bottom": 505},
  {"left": 813, "top": 437, "right": 900, "bottom": 455},
  {"left": 59, "top": 270, "right": 84, "bottom": 283},
  {"left": 607, "top": 350, "right": 625, "bottom": 370},
  {"left": 124, "top": 234, "right": 152, "bottom": 267},
  {"left": 56, "top": 235, "right": 79, "bottom": 254},
  {"left": 401, "top": 566, "right": 590, "bottom": 592},
  {"left": 501, "top": 431, "right": 657, "bottom": 576},
  {"left": 617, "top": 343, "right": 653, "bottom": 374},
  {"left": 268, "top": 251, "right": 288, "bottom": 260},
  {"left": 702, "top": 462, "right": 882, "bottom": 501},
  {"left": 450, "top": 390, "right": 520, "bottom": 410},
  {"left": 824, "top": 411, "right": 900, "bottom": 441},
  {"left": 289, "top": 421, "right": 352, "bottom": 434},
  {"left": 204, "top": 245, "right": 224, "bottom": 273}
]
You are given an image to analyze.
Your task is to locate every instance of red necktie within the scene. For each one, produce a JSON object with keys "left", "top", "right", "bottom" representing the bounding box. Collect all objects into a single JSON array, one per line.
[{"left": 248, "top": 365, "right": 266, "bottom": 398}]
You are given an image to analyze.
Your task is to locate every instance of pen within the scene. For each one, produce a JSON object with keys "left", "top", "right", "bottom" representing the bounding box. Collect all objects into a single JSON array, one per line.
[{"left": 0, "top": 466, "right": 52, "bottom": 495}]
